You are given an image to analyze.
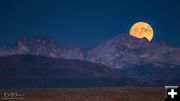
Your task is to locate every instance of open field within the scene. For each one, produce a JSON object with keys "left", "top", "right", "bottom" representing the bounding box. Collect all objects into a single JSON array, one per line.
[{"left": 0, "top": 88, "right": 164, "bottom": 101}]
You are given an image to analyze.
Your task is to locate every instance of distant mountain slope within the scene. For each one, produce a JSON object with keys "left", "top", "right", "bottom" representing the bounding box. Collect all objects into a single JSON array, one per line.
[
  {"left": 117, "top": 64, "right": 180, "bottom": 85},
  {"left": 0, "top": 55, "right": 180, "bottom": 88},
  {"left": 0, "top": 34, "right": 180, "bottom": 69},
  {"left": 0, "top": 55, "right": 120, "bottom": 79},
  {"left": 0, "top": 54, "right": 148, "bottom": 88}
]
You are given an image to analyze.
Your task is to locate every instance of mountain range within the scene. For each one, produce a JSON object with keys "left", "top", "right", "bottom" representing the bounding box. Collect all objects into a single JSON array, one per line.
[
  {"left": 0, "top": 33, "right": 180, "bottom": 88},
  {"left": 1, "top": 34, "right": 180, "bottom": 69}
]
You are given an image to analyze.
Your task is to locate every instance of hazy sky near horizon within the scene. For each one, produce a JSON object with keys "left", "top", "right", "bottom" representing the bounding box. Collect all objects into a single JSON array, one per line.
[{"left": 0, "top": 0, "right": 180, "bottom": 47}]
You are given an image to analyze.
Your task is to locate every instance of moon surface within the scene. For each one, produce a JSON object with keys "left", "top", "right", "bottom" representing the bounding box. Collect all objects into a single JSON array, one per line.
[{"left": 130, "top": 22, "right": 153, "bottom": 41}]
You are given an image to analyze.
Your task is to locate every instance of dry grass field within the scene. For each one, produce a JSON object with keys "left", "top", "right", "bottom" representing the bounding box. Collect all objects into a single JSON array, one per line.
[{"left": 0, "top": 88, "right": 164, "bottom": 101}]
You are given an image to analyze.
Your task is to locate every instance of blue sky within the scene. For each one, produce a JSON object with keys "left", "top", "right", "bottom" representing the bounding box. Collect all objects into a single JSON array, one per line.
[{"left": 0, "top": 0, "right": 180, "bottom": 47}]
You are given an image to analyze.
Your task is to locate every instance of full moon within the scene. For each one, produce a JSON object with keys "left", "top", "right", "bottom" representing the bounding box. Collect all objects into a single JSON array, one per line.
[{"left": 130, "top": 22, "right": 153, "bottom": 41}]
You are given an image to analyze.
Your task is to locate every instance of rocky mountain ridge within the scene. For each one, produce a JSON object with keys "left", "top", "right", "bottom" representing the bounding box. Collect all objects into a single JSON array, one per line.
[{"left": 0, "top": 34, "right": 180, "bottom": 69}]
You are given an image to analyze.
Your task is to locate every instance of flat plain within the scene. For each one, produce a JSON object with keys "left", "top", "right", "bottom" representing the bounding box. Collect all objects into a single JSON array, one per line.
[{"left": 0, "top": 88, "right": 164, "bottom": 101}]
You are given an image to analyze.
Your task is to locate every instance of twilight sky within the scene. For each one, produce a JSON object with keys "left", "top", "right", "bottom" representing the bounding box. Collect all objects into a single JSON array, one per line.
[{"left": 0, "top": 0, "right": 180, "bottom": 47}]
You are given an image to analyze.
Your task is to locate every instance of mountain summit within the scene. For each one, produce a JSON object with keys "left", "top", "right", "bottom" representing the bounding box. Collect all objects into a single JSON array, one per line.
[{"left": 85, "top": 34, "right": 180, "bottom": 68}]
